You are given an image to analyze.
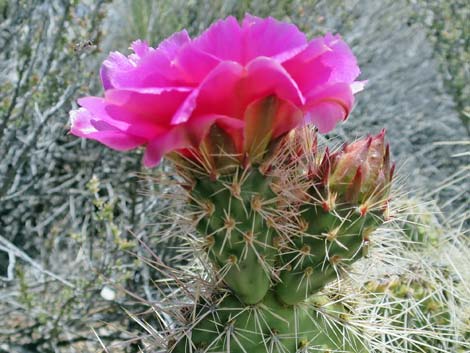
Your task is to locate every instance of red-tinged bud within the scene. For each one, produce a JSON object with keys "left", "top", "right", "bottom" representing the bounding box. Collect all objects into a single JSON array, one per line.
[
  {"left": 314, "top": 147, "right": 332, "bottom": 184},
  {"left": 345, "top": 166, "right": 362, "bottom": 203},
  {"left": 242, "top": 152, "right": 251, "bottom": 170},
  {"left": 329, "top": 137, "right": 371, "bottom": 191},
  {"left": 389, "top": 162, "right": 396, "bottom": 181},
  {"left": 324, "top": 130, "right": 393, "bottom": 209}
]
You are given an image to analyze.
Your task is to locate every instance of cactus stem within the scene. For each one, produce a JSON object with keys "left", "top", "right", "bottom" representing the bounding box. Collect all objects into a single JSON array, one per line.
[
  {"left": 298, "top": 218, "right": 309, "bottom": 233},
  {"left": 300, "top": 245, "right": 311, "bottom": 255},
  {"left": 218, "top": 261, "right": 240, "bottom": 280},
  {"left": 202, "top": 200, "right": 215, "bottom": 217},
  {"left": 243, "top": 231, "right": 255, "bottom": 245},
  {"left": 362, "top": 227, "right": 374, "bottom": 243},
  {"left": 204, "top": 235, "right": 215, "bottom": 251},
  {"left": 325, "top": 226, "right": 341, "bottom": 242},
  {"left": 329, "top": 255, "right": 342, "bottom": 266},
  {"left": 266, "top": 217, "right": 275, "bottom": 229},
  {"left": 251, "top": 194, "right": 264, "bottom": 212},
  {"left": 283, "top": 246, "right": 315, "bottom": 271},
  {"left": 357, "top": 204, "right": 369, "bottom": 217},
  {"left": 227, "top": 255, "right": 238, "bottom": 265},
  {"left": 229, "top": 182, "right": 242, "bottom": 199},
  {"left": 304, "top": 267, "right": 314, "bottom": 276},
  {"left": 298, "top": 339, "right": 309, "bottom": 349},
  {"left": 273, "top": 236, "right": 284, "bottom": 249},
  {"left": 322, "top": 192, "right": 337, "bottom": 212},
  {"left": 223, "top": 214, "right": 237, "bottom": 231}
]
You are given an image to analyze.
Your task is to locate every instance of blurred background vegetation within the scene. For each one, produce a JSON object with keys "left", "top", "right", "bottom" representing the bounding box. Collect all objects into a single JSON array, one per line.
[{"left": 0, "top": 0, "right": 468, "bottom": 352}]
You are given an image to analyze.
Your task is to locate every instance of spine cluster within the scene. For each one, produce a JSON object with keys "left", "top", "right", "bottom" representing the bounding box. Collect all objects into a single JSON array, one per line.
[{"left": 169, "top": 128, "right": 393, "bottom": 353}]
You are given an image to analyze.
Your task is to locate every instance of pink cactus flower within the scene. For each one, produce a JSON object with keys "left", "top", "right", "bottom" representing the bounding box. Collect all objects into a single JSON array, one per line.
[{"left": 70, "top": 14, "right": 364, "bottom": 167}]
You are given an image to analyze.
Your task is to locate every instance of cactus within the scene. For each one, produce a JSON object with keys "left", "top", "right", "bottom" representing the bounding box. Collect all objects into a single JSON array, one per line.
[
  {"left": 159, "top": 128, "right": 393, "bottom": 352},
  {"left": 363, "top": 271, "right": 469, "bottom": 353},
  {"left": 68, "top": 15, "right": 469, "bottom": 353},
  {"left": 170, "top": 290, "right": 367, "bottom": 353},
  {"left": 274, "top": 130, "right": 392, "bottom": 305}
]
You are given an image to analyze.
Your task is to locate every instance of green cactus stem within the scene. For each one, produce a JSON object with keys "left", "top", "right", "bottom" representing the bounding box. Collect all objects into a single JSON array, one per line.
[
  {"left": 168, "top": 128, "right": 397, "bottom": 352},
  {"left": 275, "top": 205, "right": 381, "bottom": 305},
  {"left": 170, "top": 291, "right": 367, "bottom": 353},
  {"left": 191, "top": 168, "right": 278, "bottom": 304}
]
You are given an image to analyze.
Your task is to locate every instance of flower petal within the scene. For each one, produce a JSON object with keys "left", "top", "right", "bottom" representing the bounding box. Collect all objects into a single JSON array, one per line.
[
  {"left": 171, "top": 61, "right": 244, "bottom": 124},
  {"left": 77, "top": 96, "right": 167, "bottom": 139},
  {"left": 144, "top": 114, "right": 244, "bottom": 167},
  {"left": 322, "top": 33, "right": 360, "bottom": 84},
  {"left": 193, "top": 15, "right": 308, "bottom": 65},
  {"left": 241, "top": 14, "right": 307, "bottom": 64},
  {"left": 243, "top": 57, "right": 304, "bottom": 106},
  {"left": 104, "top": 87, "right": 191, "bottom": 124},
  {"left": 70, "top": 108, "right": 145, "bottom": 150},
  {"left": 283, "top": 34, "right": 360, "bottom": 95},
  {"left": 172, "top": 57, "right": 304, "bottom": 124},
  {"left": 283, "top": 37, "right": 333, "bottom": 94},
  {"left": 304, "top": 83, "right": 354, "bottom": 133},
  {"left": 192, "top": 16, "right": 243, "bottom": 63},
  {"left": 76, "top": 97, "right": 129, "bottom": 129},
  {"left": 100, "top": 30, "right": 192, "bottom": 89}
]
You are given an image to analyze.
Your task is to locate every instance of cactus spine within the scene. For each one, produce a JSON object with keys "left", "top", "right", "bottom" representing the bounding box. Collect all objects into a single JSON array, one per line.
[{"left": 166, "top": 127, "right": 394, "bottom": 352}]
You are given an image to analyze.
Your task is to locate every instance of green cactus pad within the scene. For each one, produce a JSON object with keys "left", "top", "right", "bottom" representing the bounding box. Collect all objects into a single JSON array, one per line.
[
  {"left": 170, "top": 291, "right": 367, "bottom": 353},
  {"left": 191, "top": 168, "right": 278, "bottom": 304},
  {"left": 275, "top": 205, "right": 382, "bottom": 305}
]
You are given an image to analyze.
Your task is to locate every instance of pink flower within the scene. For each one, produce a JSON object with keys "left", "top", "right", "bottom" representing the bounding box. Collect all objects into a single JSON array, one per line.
[{"left": 70, "top": 14, "right": 363, "bottom": 167}]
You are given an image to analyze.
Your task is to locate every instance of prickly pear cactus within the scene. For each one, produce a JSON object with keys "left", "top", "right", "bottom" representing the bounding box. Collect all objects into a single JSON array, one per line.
[
  {"left": 274, "top": 130, "right": 392, "bottom": 306},
  {"left": 171, "top": 291, "right": 367, "bottom": 353},
  {"left": 68, "top": 14, "right": 469, "bottom": 353},
  {"left": 190, "top": 167, "right": 277, "bottom": 304},
  {"left": 165, "top": 128, "right": 393, "bottom": 352}
]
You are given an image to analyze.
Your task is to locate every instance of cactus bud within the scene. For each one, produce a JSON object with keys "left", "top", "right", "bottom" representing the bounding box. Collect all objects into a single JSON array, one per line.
[{"left": 326, "top": 130, "right": 392, "bottom": 208}]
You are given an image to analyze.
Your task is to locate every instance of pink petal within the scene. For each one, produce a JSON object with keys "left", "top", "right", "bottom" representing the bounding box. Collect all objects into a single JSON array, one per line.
[
  {"left": 77, "top": 96, "right": 166, "bottom": 139},
  {"left": 243, "top": 57, "right": 304, "bottom": 106},
  {"left": 104, "top": 87, "right": 191, "bottom": 124},
  {"left": 304, "top": 83, "right": 354, "bottom": 133},
  {"left": 322, "top": 33, "right": 360, "bottom": 84},
  {"left": 100, "top": 30, "right": 192, "bottom": 89},
  {"left": 193, "top": 15, "right": 308, "bottom": 65},
  {"left": 305, "top": 102, "right": 347, "bottom": 133},
  {"left": 143, "top": 126, "right": 190, "bottom": 167},
  {"left": 70, "top": 108, "right": 145, "bottom": 150},
  {"left": 192, "top": 16, "right": 243, "bottom": 63},
  {"left": 173, "top": 43, "right": 221, "bottom": 83},
  {"left": 171, "top": 61, "right": 244, "bottom": 124},
  {"left": 241, "top": 14, "right": 307, "bottom": 64},
  {"left": 100, "top": 51, "right": 134, "bottom": 90},
  {"left": 129, "top": 40, "right": 151, "bottom": 60},
  {"left": 76, "top": 97, "right": 129, "bottom": 130},
  {"left": 282, "top": 37, "right": 332, "bottom": 94},
  {"left": 157, "top": 30, "right": 191, "bottom": 57},
  {"left": 283, "top": 34, "right": 361, "bottom": 96},
  {"left": 172, "top": 58, "right": 304, "bottom": 124},
  {"left": 144, "top": 114, "right": 244, "bottom": 167}
]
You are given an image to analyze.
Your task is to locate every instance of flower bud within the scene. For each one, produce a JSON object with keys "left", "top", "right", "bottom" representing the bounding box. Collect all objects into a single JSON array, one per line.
[{"left": 325, "top": 130, "right": 393, "bottom": 206}]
